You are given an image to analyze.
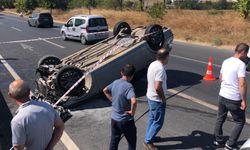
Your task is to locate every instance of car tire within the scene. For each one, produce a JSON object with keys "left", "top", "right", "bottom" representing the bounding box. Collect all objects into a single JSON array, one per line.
[
  {"left": 38, "top": 55, "right": 61, "bottom": 67},
  {"left": 28, "top": 21, "right": 31, "bottom": 27},
  {"left": 113, "top": 21, "right": 132, "bottom": 37},
  {"left": 50, "top": 23, "right": 53, "bottom": 28},
  {"left": 36, "top": 22, "right": 40, "bottom": 28},
  {"left": 144, "top": 24, "right": 165, "bottom": 51},
  {"left": 62, "top": 32, "right": 68, "bottom": 41},
  {"left": 80, "top": 35, "right": 87, "bottom": 45},
  {"left": 55, "top": 66, "right": 84, "bottom": 96}
]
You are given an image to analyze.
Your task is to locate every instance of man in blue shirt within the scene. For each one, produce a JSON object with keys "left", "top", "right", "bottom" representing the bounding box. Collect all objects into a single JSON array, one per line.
[{"left": 103, "top": 64, "right": 137, "bottom": 150}]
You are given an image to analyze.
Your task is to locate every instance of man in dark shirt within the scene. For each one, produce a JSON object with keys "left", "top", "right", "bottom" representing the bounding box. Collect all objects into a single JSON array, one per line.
[{"left": 103, "top": 64, "right": 137, "bottom": 150}]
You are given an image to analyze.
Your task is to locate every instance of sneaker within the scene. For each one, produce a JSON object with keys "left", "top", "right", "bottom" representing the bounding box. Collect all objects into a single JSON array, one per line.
[
  {"left": 213, "top": 140, "right": 225, "bottom": 148},
  {"left": 224, "top": 143, "right": 239, "bottom": 150},
  {"left": 143, "top": 142, "right": 158, "bottom": 150}
]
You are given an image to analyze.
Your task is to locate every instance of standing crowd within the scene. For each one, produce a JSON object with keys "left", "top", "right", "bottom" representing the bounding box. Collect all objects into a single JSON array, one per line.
[{"left": 8, "top": 43, "right": 248, "bottom": 150}]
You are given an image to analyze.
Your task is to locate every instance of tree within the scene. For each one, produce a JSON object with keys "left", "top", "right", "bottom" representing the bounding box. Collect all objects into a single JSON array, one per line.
[
  {"left": 148, "top": 2, "right": 165, "bottom": 19},
  {"left": 234, "top": 0, "right": 250, "bottom": 19},
  {"left": 14, "top": 0, "right": 37, "bottom": 12},
  {"left": 139, "top": 0, "right": 144, "bottom": 11},
  {"left": 38, "top": 0, "right": 56, "bottom": 14}
]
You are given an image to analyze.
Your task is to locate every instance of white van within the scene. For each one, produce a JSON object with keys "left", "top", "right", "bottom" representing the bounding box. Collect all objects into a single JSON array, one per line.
[{"left": 60, "top": 15, "right": 110, "bottom": 44}]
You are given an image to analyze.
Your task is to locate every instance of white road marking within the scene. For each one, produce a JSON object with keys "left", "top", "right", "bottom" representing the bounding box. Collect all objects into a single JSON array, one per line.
[
  {"left": 41, "top": 38, "right": 65, "bottom": 49},
  {"left": 0, "top": 54, "right": 21, "bottom": 80},
  {"left": 0, "top": 52, "right": 79, "bottom": 150},
  {"left": 171, "top": 54, "right": 222, "bottom": 67},
  {"left": 0, "top": 36, "right": 62, "bottom": 45},
  {"left": 11, "top": 27, "right": 22, "bottom": 32},
  {"left": 20, "top": 43, "right": 33, "bottom": 51},
  {"left": 168, "top": 89, "right": 250, "bottom": 125}
]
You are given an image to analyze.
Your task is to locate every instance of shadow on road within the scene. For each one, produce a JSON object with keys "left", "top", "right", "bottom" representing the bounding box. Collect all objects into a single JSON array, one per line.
[
  {"left": 133, "top": 69, "right": 203, "bottom": 98},
  {"left": 167, "top": 69, "right": 203, "bottom": 89},
  {"left": 157, "top": 130, "right": 245, "bottom": 150}
]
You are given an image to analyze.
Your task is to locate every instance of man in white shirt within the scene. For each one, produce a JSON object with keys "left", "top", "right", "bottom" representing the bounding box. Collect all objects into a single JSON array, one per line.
[
  {"left": 143, "top": 48, "right": 169, "bottom": 150},
  {"left": 213, "top": 43, "right": 249, "bottom": 150}
]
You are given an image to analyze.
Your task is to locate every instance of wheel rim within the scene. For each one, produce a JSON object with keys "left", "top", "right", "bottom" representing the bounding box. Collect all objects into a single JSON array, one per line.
[
  {"left": 59, "top": 70, "right": 81, "bottom": 89},
  {"left": 56, "top": 67, "right": 84, "bottom": 95},
  {"left": 148, "top": 27, "right": 163, "bottom": 46},
  {"left": 62, "top": 32, "right": 66, "bottom": 40},
  {"left": 81, "top": 36, "right": 86, "bottom": 44},
  {"left": 113, "top": 21, "right": 132, "bottom": 36},
  {"left": 144, "top": 24, "right": 164, "bottom": 51},
  {"left": 38, "top": 56, "right": 61, "bottom": 67}
]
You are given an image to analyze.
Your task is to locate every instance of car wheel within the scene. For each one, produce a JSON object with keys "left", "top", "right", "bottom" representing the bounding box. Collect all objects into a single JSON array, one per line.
[
  {"left": 38, "top": 55, "right": 61, "bottom": 67},
  {"left": 50, "top": 23, "right": 53, "bottom": 28},
  {"left": 36, "top": 22, "right": 40, "bottom": 28},
  {"left": 144, "top": 24, "right": 165, "bottom": 51},
  {"left": 62, "top": 32, "right": 68, "bottom": 41},
  {"left": 28, "top": 21, "right": 31, "bottom": 27},
  {"left": 55, "top": 66, "right": 84, "bottom": 96},
  {"left": 80, "top": 35, "right": 87, "bottom": 45},
  {"left": 113, "top": 21, "right": 132, "bottom": 37}
]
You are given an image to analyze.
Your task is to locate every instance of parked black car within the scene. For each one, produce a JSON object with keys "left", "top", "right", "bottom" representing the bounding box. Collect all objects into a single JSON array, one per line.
[{"left": 28, "top": 12, "right": 53, "bottom": 28}]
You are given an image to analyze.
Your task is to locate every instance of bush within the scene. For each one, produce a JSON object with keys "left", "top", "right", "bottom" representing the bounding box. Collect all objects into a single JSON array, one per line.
[
  {"left": 96, "top": 0, "right": 123, "bottom": 10},
  {"left": 68, "top": 0, "right": 87, "bottom": 9},
  {"left": 174, "top": 0, "right": 202, "bottom": 10},
  {"left": 207, "top": 10, "right": 224, "bottom": 16},
  {"left": 233, "top": 0, "right": 250, "bottom": 19},
  {"left": 0, "top": 0, "right": 15, "bottom": 8},
  {"left": 15, "top": 0, "right": 37, "bottom": 12},
  {"left": 212, "top": 37, "right": 223, "bottom": 46},
  {"left": 148, "top": 2, "right": 165, "bottom": 19}
]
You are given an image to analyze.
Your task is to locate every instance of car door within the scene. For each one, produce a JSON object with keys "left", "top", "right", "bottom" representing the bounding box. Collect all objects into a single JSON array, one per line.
[
  {"left": 30, "top": 13, "right": 36, "bottom": 26},
  {"left": 74, "top": 18, "right": 85, "bottom": 40},
  {"left": 64, "top": 18, "right": 75, "bottom": 39}
]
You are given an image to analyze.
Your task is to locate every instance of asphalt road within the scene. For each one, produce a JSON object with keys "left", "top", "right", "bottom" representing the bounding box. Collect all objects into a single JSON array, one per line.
[{"left": 0, "top": 13, "right": 249, "bottom": 150}]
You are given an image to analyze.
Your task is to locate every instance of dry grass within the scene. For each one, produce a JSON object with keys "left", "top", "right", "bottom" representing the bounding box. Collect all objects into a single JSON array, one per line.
[{"left": 4, "top": 8, "right": 250, "bottom": 46}]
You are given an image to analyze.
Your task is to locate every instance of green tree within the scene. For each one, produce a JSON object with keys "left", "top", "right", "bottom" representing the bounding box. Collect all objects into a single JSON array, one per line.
[
  {"left": 234, "top": 0, "right": 250, "bottom": 19},
  {"left": 38, "top": 0, "right": 56, "bottom": 14},
  {"left": 148, "top": 2, "right": 165, "bottom": 19},
  {"left": 14, "top": 0, "right": 37, "bottom": 12}
]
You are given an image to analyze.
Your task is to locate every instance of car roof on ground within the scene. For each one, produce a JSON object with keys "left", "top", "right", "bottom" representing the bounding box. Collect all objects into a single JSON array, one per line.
[{"left": 73, "top": 15, "right": 105, "bottom": 19}]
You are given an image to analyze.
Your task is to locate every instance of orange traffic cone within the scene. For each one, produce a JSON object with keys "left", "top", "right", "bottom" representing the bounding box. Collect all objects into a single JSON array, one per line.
[{"left": 203, "top": 56, "right": 216, "bottom": 81}]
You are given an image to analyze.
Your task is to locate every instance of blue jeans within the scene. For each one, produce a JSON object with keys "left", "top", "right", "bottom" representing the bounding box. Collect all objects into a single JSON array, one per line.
[{"left": 145, "top": 98, "right": 166, "bottom": 144}]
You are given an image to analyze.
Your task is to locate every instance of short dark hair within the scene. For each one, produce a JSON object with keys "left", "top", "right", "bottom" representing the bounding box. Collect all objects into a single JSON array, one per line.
[
  {"left": 121, "top": 64, "right": 136, "bottom": 77},
  {"left": 156, "top": 48, "right": 169, "bottom": 60},
  {"left": 235, "top": 43, "right": 249, "bottom": 54}
]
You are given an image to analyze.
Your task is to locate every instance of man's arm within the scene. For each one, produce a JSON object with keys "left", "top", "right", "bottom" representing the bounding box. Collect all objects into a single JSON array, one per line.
[
  {"left": 126, "top": 97, "right": 137, "bottom": 116},
  {"left": 46, "top": 118, "right": 64, "bottom": 150},
  {"left": 103, "top": 87, "right": 112, "bottom": 102},
  {"left": 154, "top": 81, "right": 166, "bottom": 103},
  {"left": 13, "top": 145, "right": 24, "bottom": 150},
  {"left": 239, "top": 77, "right": 247, "bottom": 110}
]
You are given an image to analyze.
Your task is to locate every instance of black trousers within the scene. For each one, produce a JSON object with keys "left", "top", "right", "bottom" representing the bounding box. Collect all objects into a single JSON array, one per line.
[
  {"left": 109, "top": 119, "right": 137, "bottom": 150},
  {"left": 214, "top": 96, "right": 245, "bottom": 146}
]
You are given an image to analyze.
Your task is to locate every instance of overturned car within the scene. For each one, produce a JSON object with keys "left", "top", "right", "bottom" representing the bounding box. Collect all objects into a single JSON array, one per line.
[{"left": 34, "top": 21, "right": 174, "bottom": 107}]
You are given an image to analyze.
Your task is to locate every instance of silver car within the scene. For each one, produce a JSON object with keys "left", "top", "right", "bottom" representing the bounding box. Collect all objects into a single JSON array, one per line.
[{"left": 35, "top": 21, "right": 174, "bottom": 106}]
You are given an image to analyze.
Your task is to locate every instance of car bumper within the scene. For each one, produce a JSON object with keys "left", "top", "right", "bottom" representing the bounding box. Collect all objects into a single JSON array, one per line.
[{"left": 85, "top": 31, "right": 110, "bottom": 41}]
